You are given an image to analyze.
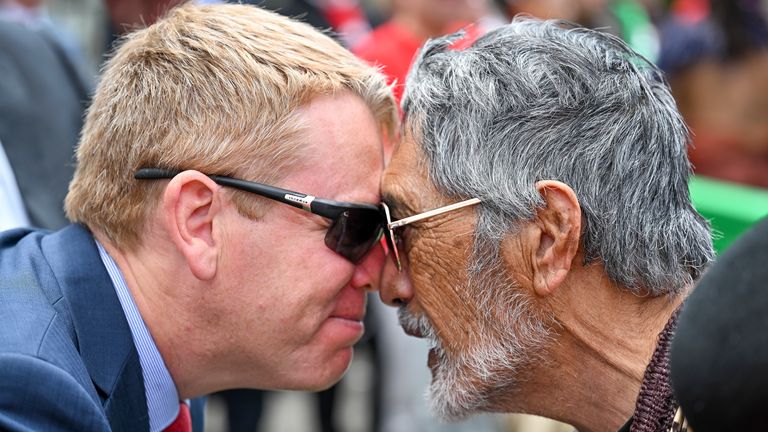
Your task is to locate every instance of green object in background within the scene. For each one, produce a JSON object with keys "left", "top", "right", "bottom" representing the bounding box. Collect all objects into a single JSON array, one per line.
[
  {"left": 689, "top": 176, "right": 768, "bottom": 253},
  {"left": 611, "top": 0, "right": 660, "bottom": 62}
]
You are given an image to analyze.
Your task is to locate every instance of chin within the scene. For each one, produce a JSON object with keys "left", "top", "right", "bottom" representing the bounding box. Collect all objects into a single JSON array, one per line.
[
  {"left": 296, "top": 346, "right": 355, "bottom": 392},
  {"left": 425, "top": 261, "right": 559, "bottom": 420},
  {"left": 425, "top": 333, "right": 539, "bottom": 422},
  {"left": 425, "top": 344, "right": 492, "bottom": 422}
]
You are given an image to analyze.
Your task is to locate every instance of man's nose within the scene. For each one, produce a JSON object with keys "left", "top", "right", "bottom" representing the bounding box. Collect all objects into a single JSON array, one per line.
[
  {"left": 379, "top": 248, "right": 414, "bottom": 306},
  {"left": 350, "top": 241, "right": 386, "bottom": 291}
]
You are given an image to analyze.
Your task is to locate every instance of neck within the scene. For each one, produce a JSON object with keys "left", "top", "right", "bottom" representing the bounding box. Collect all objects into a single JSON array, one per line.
[
  {"left": 96, "top": 233, "right": 215, "bottom": 398},
  {"left": 500, "top": 268, "right": 685, "bottom": 432}
]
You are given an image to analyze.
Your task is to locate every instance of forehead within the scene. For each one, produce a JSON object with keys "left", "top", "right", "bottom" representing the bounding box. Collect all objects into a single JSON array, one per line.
[
  {"left": 382, "top": 125, "right": 445, "bottom": 214},
  {"left": 283, "top": 92, "right": 384, "bottom": 203}
]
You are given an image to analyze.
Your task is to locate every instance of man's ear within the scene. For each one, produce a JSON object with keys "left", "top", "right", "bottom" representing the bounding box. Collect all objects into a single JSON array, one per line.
[
  {"left": 529, "top": 180, "right": 582, "bottom": 297},
  {"left": 161, "top": 171, "right": 220, "bottom": 281}
]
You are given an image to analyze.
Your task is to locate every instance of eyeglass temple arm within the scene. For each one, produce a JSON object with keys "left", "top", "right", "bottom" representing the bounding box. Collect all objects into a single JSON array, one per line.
[
  {"left": 387, "top": 198, "right": 481, "bottom": 229},
  {"left": 134, "top": 168, "right": 316, "bottom": 212}
]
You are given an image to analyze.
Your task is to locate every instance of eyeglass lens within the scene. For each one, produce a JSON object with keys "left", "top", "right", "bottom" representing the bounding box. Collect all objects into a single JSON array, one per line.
[{"left": 324, "top": 208, "right": 385, "bottom": 263}]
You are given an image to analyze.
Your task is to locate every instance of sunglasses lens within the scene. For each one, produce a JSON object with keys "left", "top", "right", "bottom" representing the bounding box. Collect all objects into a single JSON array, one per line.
[{"left": 325, "top": 209, "right": 384, "bottom": 263}]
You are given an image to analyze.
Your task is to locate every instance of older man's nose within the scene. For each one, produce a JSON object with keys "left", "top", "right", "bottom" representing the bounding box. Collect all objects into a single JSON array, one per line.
[{"left": 379, "top": 252, "right": 414, "bottom": 306}]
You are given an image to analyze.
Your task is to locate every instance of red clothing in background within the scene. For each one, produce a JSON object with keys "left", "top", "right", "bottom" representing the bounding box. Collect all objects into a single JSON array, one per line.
[
  {"left": 354, "top": 21, "right": 482, "bottom": 103},
  {"left": 353, "top": 21, "right": 423, "bottom": 103}
]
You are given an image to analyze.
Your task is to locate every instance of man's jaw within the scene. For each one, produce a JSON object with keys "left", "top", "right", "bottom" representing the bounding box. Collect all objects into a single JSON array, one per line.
[{"left": 395, "top": 304, "right": 522, "bottom": 422}]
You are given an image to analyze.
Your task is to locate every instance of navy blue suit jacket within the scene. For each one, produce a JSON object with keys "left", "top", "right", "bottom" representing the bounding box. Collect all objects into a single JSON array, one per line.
[{"left": 0, "top": 225, "right": 203, "bottom": 431}]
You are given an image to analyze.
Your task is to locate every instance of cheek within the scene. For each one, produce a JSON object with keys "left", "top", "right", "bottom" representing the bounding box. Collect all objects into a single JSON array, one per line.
[
  {"left": 275, "top": 278, "right": 351, "bottom": 338},
  {"left": 226, "top": 248, "right": 355, "bottom": 344},
  {"left": 289, "top": 255, "right": 359, "bottom": 317},
  {"left": 409, "top": 235, "right": 481, "bottom": 353}
]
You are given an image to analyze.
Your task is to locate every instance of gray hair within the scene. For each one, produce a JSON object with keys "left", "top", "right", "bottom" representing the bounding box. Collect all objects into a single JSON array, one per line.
[{"left": 402, "top": 18, "right": 714, "bottom": 295}]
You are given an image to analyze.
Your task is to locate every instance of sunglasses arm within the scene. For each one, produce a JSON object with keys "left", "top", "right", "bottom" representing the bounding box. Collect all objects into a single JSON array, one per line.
[{"left": 135, "top": 168, "right": 318, "bottom": 212}]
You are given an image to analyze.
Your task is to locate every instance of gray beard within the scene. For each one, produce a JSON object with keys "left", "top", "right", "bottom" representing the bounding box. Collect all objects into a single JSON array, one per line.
[{"left": 398, "top": 263, "right": 555, "bottom": 421}]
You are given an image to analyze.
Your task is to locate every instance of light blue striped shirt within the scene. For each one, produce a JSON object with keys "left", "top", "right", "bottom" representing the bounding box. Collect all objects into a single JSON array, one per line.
[{"left": 96, "top": 241, "right": 180, "bottom": 432}]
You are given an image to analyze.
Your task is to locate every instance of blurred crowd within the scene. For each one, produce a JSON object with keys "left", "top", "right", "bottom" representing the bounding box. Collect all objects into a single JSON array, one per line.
[{"left": 1, "top": 0, "right": 766, "bottom": 431}]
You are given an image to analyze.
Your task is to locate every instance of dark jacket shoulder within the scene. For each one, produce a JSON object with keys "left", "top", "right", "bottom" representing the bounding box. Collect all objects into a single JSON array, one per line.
[{"left": 0, "top": 226, "right": 147, "bottom": 431}]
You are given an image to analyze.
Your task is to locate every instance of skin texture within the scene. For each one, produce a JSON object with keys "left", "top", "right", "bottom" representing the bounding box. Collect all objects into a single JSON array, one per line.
[
  {"left": 98, "top": 91, "right": 387, "bottom": 398},
  {"left": 381, "top": 128, "right": 486, "bottom": 361},
  {"left": 381, "top": 129, "right": 533, "bottom": 419},
  {"left": 380, "top": 128, "right": 685, "bottom": 432}
]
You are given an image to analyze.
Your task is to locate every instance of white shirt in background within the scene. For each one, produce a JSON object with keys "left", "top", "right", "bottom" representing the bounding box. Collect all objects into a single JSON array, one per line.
[{"left": 0, "top": 140, "right": 30, "bottom": 231}]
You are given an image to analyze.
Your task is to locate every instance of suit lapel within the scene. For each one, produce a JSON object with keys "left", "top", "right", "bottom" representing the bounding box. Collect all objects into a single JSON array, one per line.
[
  {"left": 104, "top": 348, "right": 150, "bottom": 432},
  {"left": 43, "top": 225, "right": 149, "bottom": 431}
]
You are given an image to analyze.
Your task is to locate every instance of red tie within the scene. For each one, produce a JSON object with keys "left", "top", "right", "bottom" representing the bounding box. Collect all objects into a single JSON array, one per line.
[{"left": 164, "top": 402, "right": 191, "bottom": 432}]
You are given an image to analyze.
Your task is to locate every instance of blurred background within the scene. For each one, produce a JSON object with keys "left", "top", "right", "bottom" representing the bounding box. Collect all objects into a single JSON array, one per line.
[{"left": 2, "top": 0, "right": 768, "bottom": 431}]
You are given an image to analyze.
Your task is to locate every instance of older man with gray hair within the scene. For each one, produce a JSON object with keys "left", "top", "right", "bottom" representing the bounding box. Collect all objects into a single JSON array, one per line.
[{"left": 378, "top": 18, "right": 714, "bottom": 432}]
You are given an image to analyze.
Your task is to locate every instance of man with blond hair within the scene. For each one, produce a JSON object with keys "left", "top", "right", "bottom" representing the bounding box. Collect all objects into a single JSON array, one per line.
[{"left": 0, "top": 3, "right": 396, "bottom": 431}]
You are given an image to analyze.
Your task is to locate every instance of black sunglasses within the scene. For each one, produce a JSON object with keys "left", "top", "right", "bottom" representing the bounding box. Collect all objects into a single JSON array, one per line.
[{"left": 134, "top": 168, "right": 388, "bottom": 263}]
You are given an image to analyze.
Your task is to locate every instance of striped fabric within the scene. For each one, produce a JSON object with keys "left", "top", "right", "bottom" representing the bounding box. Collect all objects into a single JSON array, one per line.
[
  {"left": 96, "top": 241, "right": 181, "bottom": 432},
  {"left": 163, "top": 402, "right": 191, "bottom": 432}
]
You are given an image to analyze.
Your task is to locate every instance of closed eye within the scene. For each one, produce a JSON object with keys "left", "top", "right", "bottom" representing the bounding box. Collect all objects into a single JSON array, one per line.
[
  {"left": 381, "top": 192, "right": 414, "bottom": 221},
  {"left": 394, "top": 226, "right": 413, "bottom": 251}
]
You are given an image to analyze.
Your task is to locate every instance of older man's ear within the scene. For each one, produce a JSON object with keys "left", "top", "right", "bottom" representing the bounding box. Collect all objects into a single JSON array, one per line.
[
  {"left": 527, "top": 180, "right": 582, "bottom": 297},
  {"left": 161, "top": 171, "right": 221, "bottom": 281}
]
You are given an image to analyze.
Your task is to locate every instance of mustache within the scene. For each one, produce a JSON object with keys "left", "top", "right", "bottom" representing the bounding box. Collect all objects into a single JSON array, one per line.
[{"left": 398, "top": 307, "right": 438, "bottom": 344}]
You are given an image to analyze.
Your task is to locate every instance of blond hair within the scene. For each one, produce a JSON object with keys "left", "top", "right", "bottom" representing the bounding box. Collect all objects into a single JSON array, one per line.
[{"left": 65, "top": 3, "right": 396, "bottom": 248}]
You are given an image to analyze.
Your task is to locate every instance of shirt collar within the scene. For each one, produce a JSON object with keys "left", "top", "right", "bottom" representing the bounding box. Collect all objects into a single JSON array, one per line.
[{"left": 96, "top": 240, "right": 181, "bottom": 432}]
